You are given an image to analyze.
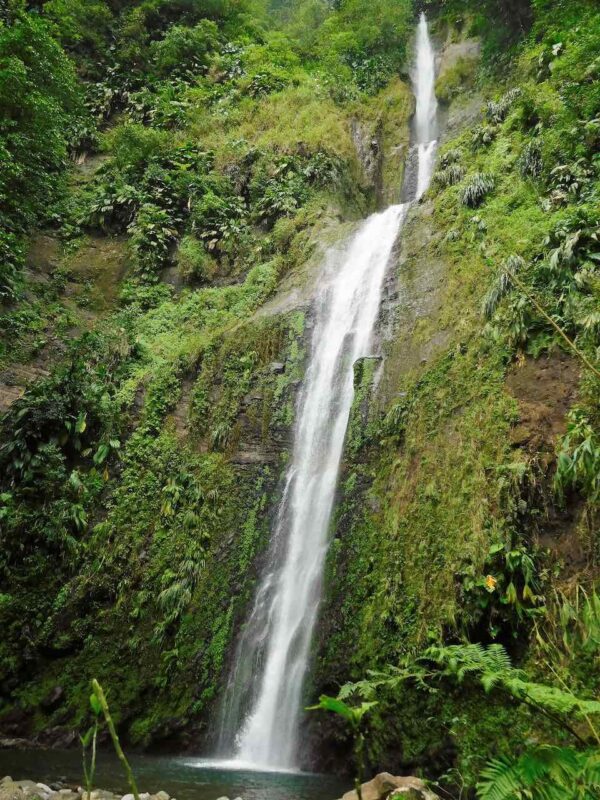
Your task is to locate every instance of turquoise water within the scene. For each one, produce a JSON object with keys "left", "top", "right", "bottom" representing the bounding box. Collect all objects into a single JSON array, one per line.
[{"left": 0, "top": 750, "right": 347, "bottom": 800}]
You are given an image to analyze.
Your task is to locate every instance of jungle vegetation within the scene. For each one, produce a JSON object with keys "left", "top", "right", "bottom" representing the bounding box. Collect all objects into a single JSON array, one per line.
[{"left": 0, "top": 0, "right": 599, "bottom": 797}]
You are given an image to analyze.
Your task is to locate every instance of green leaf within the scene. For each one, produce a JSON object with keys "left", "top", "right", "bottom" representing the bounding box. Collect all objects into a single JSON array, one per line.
[
  {"left": 81, "top": 725, "right": 95, "bottom": 747},
  {"left": 90, "top": 692, "right": 102, "bottom": 716}
]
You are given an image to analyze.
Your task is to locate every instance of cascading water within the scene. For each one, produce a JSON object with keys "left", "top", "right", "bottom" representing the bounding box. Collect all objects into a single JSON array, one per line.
[
  {"left": 216, "top": 12, "right": 438, "bottom": 772},
  {"left": 411, "top": 12, "right": 438, "bottom": 200}
]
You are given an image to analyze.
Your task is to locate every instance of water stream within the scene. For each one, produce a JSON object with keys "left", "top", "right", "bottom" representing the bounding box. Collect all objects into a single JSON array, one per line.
[{"left": 216, "top": 12, "right": 439, "bottom": 772}]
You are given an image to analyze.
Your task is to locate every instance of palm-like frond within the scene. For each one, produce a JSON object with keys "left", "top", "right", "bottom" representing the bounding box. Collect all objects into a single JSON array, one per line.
[
  {"left": 461, "top": 171, "right": 495, "bottom": 207},
  {"left": 483, "top": 255, "right": 526, "bottom": 319}
]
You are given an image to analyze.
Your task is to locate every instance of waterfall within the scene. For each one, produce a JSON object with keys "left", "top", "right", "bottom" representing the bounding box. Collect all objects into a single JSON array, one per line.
[{"left": 216, "top": 12, "right": 438, "bottom": 772}]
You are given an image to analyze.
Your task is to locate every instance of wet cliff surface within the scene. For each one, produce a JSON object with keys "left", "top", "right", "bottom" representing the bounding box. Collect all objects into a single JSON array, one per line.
[{"left": 1, "top": 1, "right": 599, "bottom": 794}]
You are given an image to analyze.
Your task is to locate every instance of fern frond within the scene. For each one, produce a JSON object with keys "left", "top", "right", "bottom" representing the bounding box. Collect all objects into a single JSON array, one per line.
[
  {"left": 478, "top": 747, "right": 586, "bottom": 800},
  {"left": 504, "top": 676, "right": 600, "bottom": 719},
  {"left": 477, "top": 755, "right": 526, "bottom": 800}
]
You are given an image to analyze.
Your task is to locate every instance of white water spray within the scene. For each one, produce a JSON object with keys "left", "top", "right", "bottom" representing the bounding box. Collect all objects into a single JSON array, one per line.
[
  {"left": 411, "top": 12, "right": 438, "bottom": 199},
  {"left": 217, "top": 12, "right": 438, "bottom": 772}
]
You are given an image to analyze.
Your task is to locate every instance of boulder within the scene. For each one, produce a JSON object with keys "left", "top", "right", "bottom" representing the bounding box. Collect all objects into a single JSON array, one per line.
[
  {"left": 339, "top": 773, "right": 438, "bottom": 800},
  {"left": 15, "top": 780, "right": 51, "bottom": 799},
  {"left": 90, "top": 792, "right": 117, "bottom": 800},
  {"left": 0, "top": 781, "right": 26, "bottom": 800}
]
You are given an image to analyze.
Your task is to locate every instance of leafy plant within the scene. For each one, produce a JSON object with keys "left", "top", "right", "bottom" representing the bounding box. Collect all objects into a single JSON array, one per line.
[
  {"left": 459, "top": 539, "right": 546, "bottom": 640},
  {"left": 486, "top": 87, "right": 522, "bottom": 124},
  {"left": 308, "top": 695, "right": 377, "bottom": 800},
  {"left": 91, "top": 680, "right": 140, "bottom": 800},
  {"left": 434, "top": 163, "right": 466, "bottom": 189},
  {"left": 519, "top": 140, "right": 543, "bottom": 178},
  {"left": 471, "top": 124, "right": 496, "bottom": 149},
  {"left": 477, "top": 745, "right": 600, "bottom": 800},
  {"left": 461, "top": 172, "right": 495, "bottom": 207},
  {"left": 483, "top": 255, "right": 526, "bottom": 319},
  {"left": 555, "top": 409, "right": 600, "bottom": 502},
  {"left": 129, "top": 202, "right": 177, "bottom": 276}
]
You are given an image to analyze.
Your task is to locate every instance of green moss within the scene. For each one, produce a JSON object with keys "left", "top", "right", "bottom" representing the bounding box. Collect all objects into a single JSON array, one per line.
[{"left": 435, "top": 55, "right": 479, "bottom": 105}]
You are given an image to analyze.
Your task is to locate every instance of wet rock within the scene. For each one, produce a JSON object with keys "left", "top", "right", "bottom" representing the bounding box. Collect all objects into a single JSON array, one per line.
[
  {"left": 0, "top": 737, "right": 32, "bottom": 749},
  {"left": 351, "top": 118, "right": 383, "bottom": 203},
  {"left": 270, "top": 362, "right": 285, "bottom": 374},
  {"left": 338, "top": 773, "right": 439, "bottom": 800},
  {"left": 14, "top": 781, "right": 40, "bottom": 793},
  {"left": 152, "top": 793, "right": 170, "bottom": 800},
  {"left": 41, "top": 687, "right": 64, "bottom": 711}
]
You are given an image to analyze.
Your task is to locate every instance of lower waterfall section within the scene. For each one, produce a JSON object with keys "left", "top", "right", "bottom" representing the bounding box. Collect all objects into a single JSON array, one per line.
[
  {"left": 218, "top": 204, "right": 408, "bottom": 769},
  {"left": 216, "top": 12, "right": 439, "bottom": 771}
]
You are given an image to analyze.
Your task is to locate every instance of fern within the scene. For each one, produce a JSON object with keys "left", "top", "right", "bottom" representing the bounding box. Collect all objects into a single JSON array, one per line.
[
  {"left": 422, "top": 642, "right": 600, "bottom": 728},
  {"left": 477, "top": 746, "right": 600, "bottom": 800}
]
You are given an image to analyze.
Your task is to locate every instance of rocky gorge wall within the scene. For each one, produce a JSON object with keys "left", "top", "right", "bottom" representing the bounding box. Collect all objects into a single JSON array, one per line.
[
  {"left": 307, "top": 11, "right": 598, "bottom": 780},
  {"left": 2, "top": 1, "right": 599, "bottom": 789},
  {"left": 0, "top": 50, "right": 414, "bottom": 752}
]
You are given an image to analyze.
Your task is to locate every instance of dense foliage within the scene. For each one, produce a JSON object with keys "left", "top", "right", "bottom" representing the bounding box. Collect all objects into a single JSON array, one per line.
[
  {"left": 0, "top": 0, "right": 413, "bottom": 755},
  {"left": 0, "top": 0, "right": 599, "bottom": 796}
]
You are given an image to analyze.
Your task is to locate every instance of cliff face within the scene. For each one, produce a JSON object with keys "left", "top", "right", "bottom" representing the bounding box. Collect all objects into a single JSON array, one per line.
[
  {"left": 308, "top": 7, "right": 599, "bottom": 779},
  {"left": 0, "top": 1, "right": 414, "bottom": 748},
  {"left": 1, "top": 0, "right": 599, "bottom": 789}
]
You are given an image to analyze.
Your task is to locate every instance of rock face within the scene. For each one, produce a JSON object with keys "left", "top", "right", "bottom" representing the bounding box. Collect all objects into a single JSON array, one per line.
[{"left": 338, "top": 773, "right": 439, "bottom": 800}]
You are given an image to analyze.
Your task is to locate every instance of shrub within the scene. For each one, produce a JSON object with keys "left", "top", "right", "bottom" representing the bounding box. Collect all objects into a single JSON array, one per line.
[
  {"left": 461, "top": 172, "right": 495, "bottom": 207},
  {"left": 0, "top": 10, "right": 84, "bottom": 297},
  {"left": 105, "top": 123, "right": 169, "bottom": 173},
  {"left": 471, "top": 124, "right": 496, "bottom": 148},
  {"left": 129, "top": 202, "right": 177, "bottom": 276},
  {"left": 486, "top": 87, "right": 522, "bottom": 124},
  {"left": 244, "top": 68, "right": 289, "bottom": 98},
  {"left": 439, "top": 148, "right": 462, "bottom": 168},
  {"left": 176, "top": 235, "right": 216, "bottom": 283},
  {"left": 434, "top": 163, "right": 466, "bottom": 189},
  {"left": 519, "top": 140, "right": 543, "bottom": 178},
  {"left": 192, "top": 189, "right": 247, "bottom": 252},
  {"left": 150, "top": 20, "right": 219, "bottom": 79}
]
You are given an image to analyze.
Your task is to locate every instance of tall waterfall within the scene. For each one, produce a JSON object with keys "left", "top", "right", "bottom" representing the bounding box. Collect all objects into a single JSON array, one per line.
[{"left": 217, "top": 12, "right": 438, "bottom": 771}]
